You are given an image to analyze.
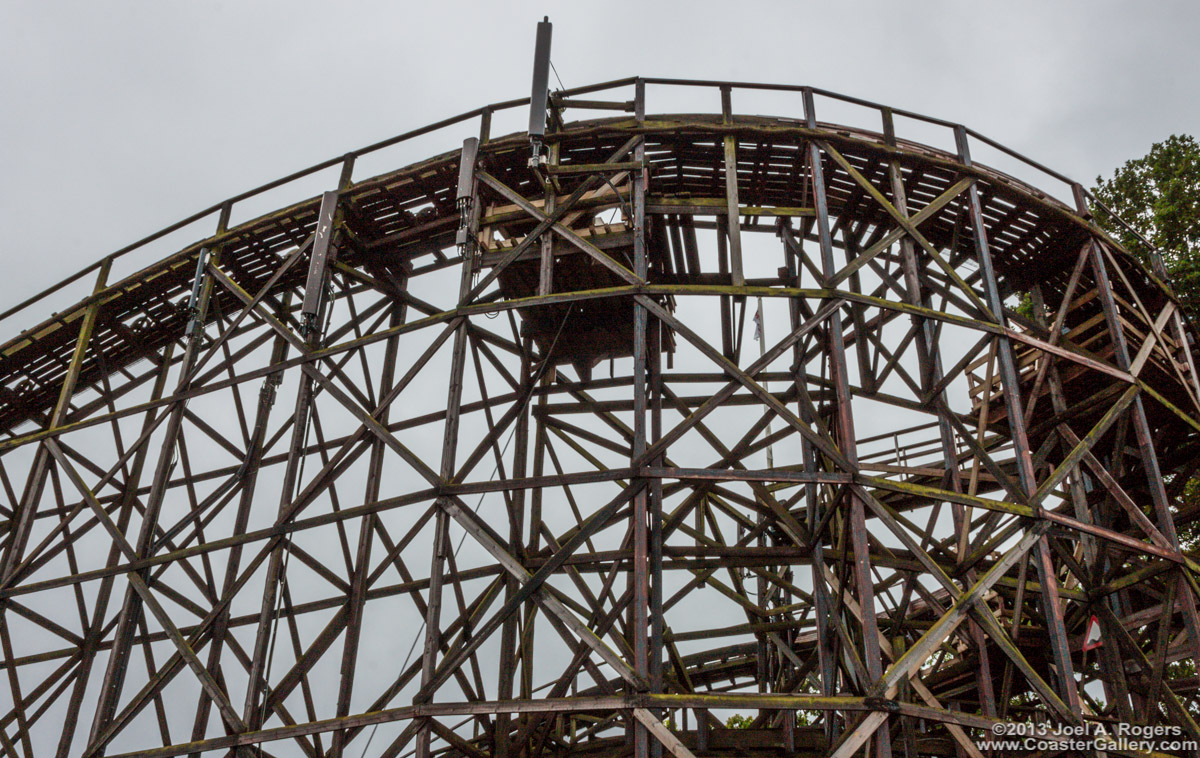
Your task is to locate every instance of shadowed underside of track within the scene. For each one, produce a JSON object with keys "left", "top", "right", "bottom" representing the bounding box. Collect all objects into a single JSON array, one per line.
[{"left": 5, "top": 114, "right": 1165, "bottom": 436}]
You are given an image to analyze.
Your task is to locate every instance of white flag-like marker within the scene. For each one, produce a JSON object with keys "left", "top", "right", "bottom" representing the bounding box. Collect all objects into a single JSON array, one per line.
[{"left": 1082, "top": 614, "right": 1103, "bottom": 651}]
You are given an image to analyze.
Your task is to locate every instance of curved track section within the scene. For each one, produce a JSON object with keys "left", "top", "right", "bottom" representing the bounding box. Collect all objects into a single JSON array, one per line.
[{"left": 1, "top": 79, "right": 1199, "bottom": 758}]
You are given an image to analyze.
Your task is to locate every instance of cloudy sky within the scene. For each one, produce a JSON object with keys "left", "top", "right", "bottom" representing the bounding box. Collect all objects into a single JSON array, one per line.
[
  {"left": 1, "top": 4, "right": 1196, "bottom": 749},
  {"left": 3, "top": 0, "right": 1199, "bottom": 321}
]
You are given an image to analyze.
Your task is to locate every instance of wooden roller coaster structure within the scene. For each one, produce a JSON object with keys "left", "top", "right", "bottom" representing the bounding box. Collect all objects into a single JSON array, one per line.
[{"left": 1, "top": 29, "right": 1199, "bottom": 758}]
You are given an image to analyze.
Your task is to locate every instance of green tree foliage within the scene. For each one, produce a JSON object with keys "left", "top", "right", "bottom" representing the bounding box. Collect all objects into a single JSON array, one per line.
[
  {"left": 1092, "top": 134, "right": 1200, "bottom": 323},
  {"left": 721, "top": 712, "right": 814, "bottom": 729}
]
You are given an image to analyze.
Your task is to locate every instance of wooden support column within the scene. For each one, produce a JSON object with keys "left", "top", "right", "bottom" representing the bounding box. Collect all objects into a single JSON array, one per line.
[
  {"left": 781, "top": 221, "right": 840, "bottom": 746},
  {"left": 539, "top": 141, "right": 558, "bottom": 296},
  {"left": 843, "top": 234, "right": 877, "bottom": 396},
  {"left": 954, "top": 125, "right": 1081, "bottom": 718},
  {"left": 1026, "top": 272, "right": 1132, "bottom": 721},
  {"left": 89, "top": 237, "right": 225, "bottom": 749},
  {"left": 242, "top": 189, "right": 342, "bottom": 735},
  {"left": 649, "top": 188, "right": 667, "bottom": 758},
  {"left": 721, "top": 86, "right": 745, "bottom": 287},
  {"left": 2, "top": 257, "right": 111, "bottom": 583},
  {"left": 629, "top": 78, "right": 653, "bottom": 758},
  {"left": 717, "top": 216, "right": 736, "bottom": 361},
  {"left": 496, "top": 330, "right": 534, "bottom": 758},
  {"left": 330, "top": 303, "right": 406, "bottom": 757},
  {"left": 49, "top": 259, "right": 155, "bottom": 758},
  {"left": 803, "top": 87, "right": 892, "bottom": 758},
  {"left": 1086, "top": 238, "right": 1200, "bottom": 668},
  {"left": 881, "top": 110, "right": 995, "bottom": 719},
  {"left": 188, "top": 323, "right": 290, "bottom": 757},
  {"left": 416, "top": 140, "right": 481, "bottom": 758}
]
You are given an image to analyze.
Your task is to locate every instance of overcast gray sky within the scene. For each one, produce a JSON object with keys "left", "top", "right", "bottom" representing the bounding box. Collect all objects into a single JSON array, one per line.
[
  {"left": 2, "top": 5, "right": 1197, "bottom": 749},
  {"left": 3, "top": 0, "right": 1199, "bottom": 321}
]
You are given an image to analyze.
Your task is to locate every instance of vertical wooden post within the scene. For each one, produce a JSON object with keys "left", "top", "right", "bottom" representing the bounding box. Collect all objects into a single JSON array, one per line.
[
  {"left": 645, "top": 82, "right": 666, "bottom": 757},
  {"left": 539, "top": 141, "right": 558, "bottom": 297},
  {"left": 629, "top": 77, "right": 652, "bottom": 758},
  {"left": 804, "top": 87, "right": 892, "bottom": 758},
  {"left": 882, "top": 110, "right": 995, "bottom": 718},
  {"left": 416, "top": 138, "right": 482, "bottom": 758},
  {"left": 496, "top": 329, "right": 534, "bottom": 758},
  {"left": 90, "top": 232, "right": 226, "bottom": 747},
  {"left": 188, "top": 321, "right": 289, "bottom": 756},
  {"left": 721, "top": 86, "right": 745, "bottom": 287},
  {"left": 955, "top": 125, "right": 1082, "bottom": 718},
  {"left": 243, "top": 190, "right": 342, "bottom": 735},
  {"left": 782, "top": 220, "right": 840, "bottom": 747},
  {"left": 1086, "top": 238, "right": 1200, "bottom": 668},
  {"left": 41, "top": 259, "right": 126, "bottom": 758},
  {"left": 3, "top": 256, "right": 112, "bottom": 582}
]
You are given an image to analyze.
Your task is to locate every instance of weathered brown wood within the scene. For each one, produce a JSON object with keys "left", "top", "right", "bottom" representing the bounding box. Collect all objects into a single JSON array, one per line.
[{"left": 0, "top": 76, "right": 1195, "bottom": 758}]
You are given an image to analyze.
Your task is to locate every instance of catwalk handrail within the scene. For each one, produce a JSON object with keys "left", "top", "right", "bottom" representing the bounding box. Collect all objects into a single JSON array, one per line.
[{"left": 0, "top": 76, "right": 1157, "bottom": 334}]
